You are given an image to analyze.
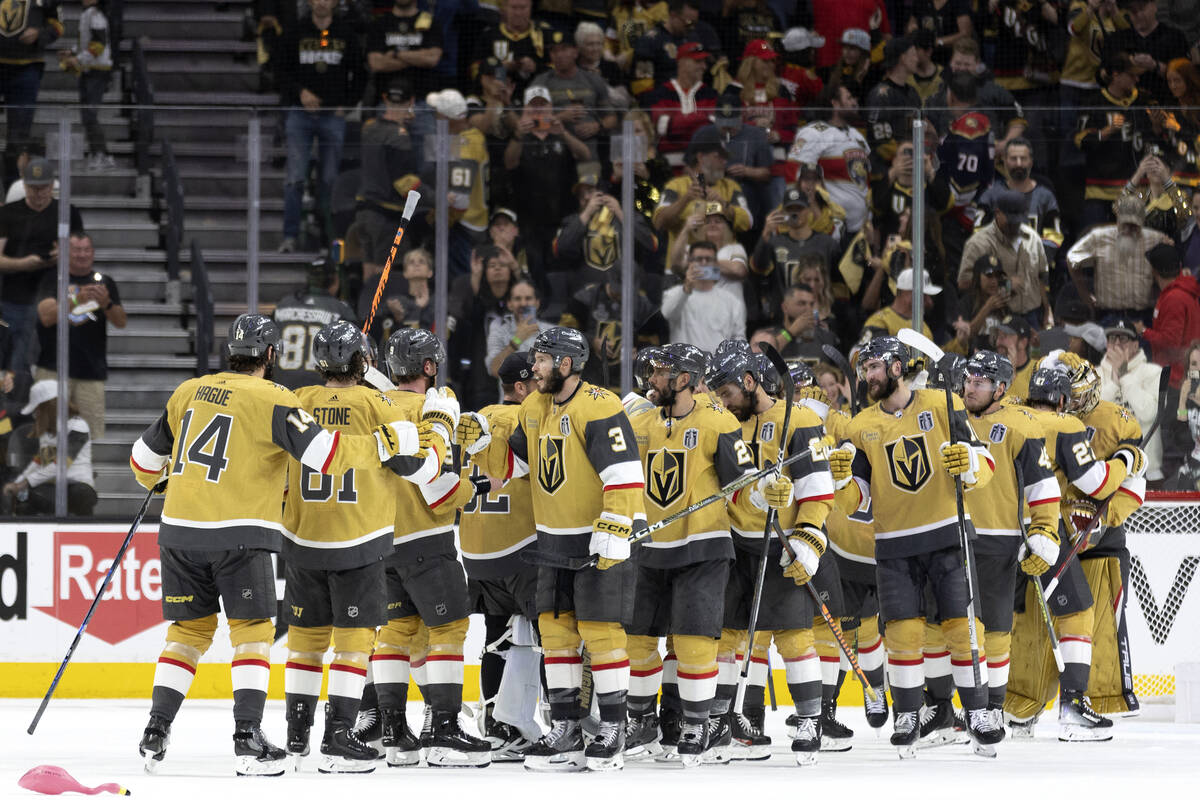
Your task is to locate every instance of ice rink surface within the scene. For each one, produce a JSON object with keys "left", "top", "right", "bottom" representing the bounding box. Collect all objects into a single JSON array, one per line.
[{"left": 4, "top": 699, "right": 1200, "bottom": 799}]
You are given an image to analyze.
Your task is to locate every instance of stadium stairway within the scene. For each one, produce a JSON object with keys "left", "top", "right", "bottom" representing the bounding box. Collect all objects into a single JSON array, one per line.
[{"left": 17, "top": 0, "right": 316, "bottom": 517}]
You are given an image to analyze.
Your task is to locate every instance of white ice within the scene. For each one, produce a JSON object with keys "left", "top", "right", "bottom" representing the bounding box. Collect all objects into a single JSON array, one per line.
[{"left": 3, "top": 699, "right": 1199, "bottom": 799}]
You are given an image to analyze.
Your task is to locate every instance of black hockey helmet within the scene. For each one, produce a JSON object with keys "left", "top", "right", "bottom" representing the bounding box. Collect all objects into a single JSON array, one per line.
[
  {"left": 385, "top": 327, "right": 445, "bottom": 379},
  {"left": 313, "top": 320, "right": 366, "bottom": 376},
  {"left": 755, "top": 352, "right": 781, "bottom": 397},
  {"left": 634, "top": 346, "right": 661, "bottom": 393},
  {"left": 855, "top": 335, "right": 911, "bottom": 380},
  {"left": 706, "top": 348, "right": 758, "bottom": 391},
  {"left": 226, "top": 313, "right": 279, "bottom": 359},
  {"left": 649, "top": 343, "right": 709, "bottom": 390},
  {"left": 964, "top": 349, "right": 1014, "bottom": 393},
  {"left": 928, "top": 352, "right": 968, "bottom": 394},
  {"left": 788, "top": 359, "right": 815, "bottom": 388},
  {"left": 714, "top": 338, "right": 752, "bottom": 359},
  {"left": 530, "top": 326, "right": 589, "bottom": 374},
  {"left": 360, "top": 331, "right": 380, "bottom": 367},
  {"left": 1027, "top": 367, "right": 1072, "bottom": 408}
]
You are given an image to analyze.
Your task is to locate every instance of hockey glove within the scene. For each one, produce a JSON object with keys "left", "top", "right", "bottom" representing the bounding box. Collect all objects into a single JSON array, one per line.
[
  {"left": 940, "top": 442, "right": 980, "bottom": 484},
  {"left": 590, "top": 511, "right": 633, "bottom": 571},
  {"left": 1018, "top": 522, "right": 1060, "bottom": 577},
  {"left": 829, "top": 443, "right": 855, "bottom": 490},
  {"left": 374, "top": 420, "right": 430, "bottom": 461},
  {"left": 421, "top": 387, "right": 460, "bottom": 443},
  {"left": 456, "top": 412, "right": 492, "bottom": 456},
  {"left": 1112, "top": 445, "right": 1146, "bottom": 479},
  {"left": 781, "top": 525, "right": 824, "bottom": 586},
  {"left": 750, "top": 473, "right": 794, "bottom": 511}
]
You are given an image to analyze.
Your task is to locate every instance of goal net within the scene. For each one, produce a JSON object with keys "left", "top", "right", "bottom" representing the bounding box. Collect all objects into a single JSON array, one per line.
[{"left": 1125, "top": 492, "right": 1200, "bottom": 701}]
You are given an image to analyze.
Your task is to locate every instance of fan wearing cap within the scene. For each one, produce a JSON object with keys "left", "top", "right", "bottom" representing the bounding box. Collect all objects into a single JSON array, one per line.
[
  {"left": 630, "top": 1, "right": 723, "bottom": 99},
  {"left": 978, "top": 137, "right": 1064, "bottom": 264},
  {"left": 788, "top": 83, "right": 871, "bottom": 235},
  {"left": 905, "top": 0, "right": 972, "bottom": 65},
  {"left": 653, "top": 126, "right": 751, "bottom": 257},
  {"left": 646, "top": 41, "right": 720, "bottom": 161},
  {"left": 3, "top": 380, "right": 96, "bottom": 516},
  {"left": 857, "top": 266, "right": 939, "bottom": 347},
  {"left": 822, "top": 28, "right": 877, "bottom": 92},
  {"left": 667, "top": 197, "right": 746, "bottom": 286},
  {"left": 924, "top": 38, "right": 1026, "bottom": 146},
  {"left": 1067, "top": 194, "right": 1174, "bottom": 321},
  {"left": 558, "top": 266, "right": 660, "bottom": 390},
  {"left": 863, "top": 36, "right": 922, "bottom": 175},
  {"left": 1137, "top": 242, "right": 1200, "bottom": 392},
  {"left": 687, "top": 94, "right": 774, "bottom": 223},
  {"left": 355, "top": 83, "right": 422, "bottom": 280},
  {"left": 424, "top": 88, "right": 491, "bottom": 274},
  {"left": 528, "top": 28, "right": 616, "bottom": 158},
  {"left": 1099, "top": 317, "right": 1164, "bottom": 480},
  {"left": 904, "top": 28, "right": 944, "bottom": 102},
  {"left": 959, "top": 187, "right": 1051, "bottom": 323},
  {"left": 812, "top": 1, "right": 891, "bottom": 69},
  {"left": 994, "top": 313, "right": 1037, "bottom": 401},
  {"left": 0, "top": 0, "right": 62, "bottom": 180},
  {"left": 364, "top": 0, "right": 444, "bottom": 103},
  {"left": 606, "top": 0, "right": 670, "bottom": 77},
  {"left": 277, "top": 0, "right": 365, "bottom": 253},
  {"left": 555, "top": 161, "right": 659, "bottom": 286},
  {"left": 753, "top": 187, "right": 839, "bottom": 288},
  {"left": 779, "top": 28, "right": 826, "bottom": 108},
  {"left": 1122, "top": 152, "right": 1192, "bottom": 243},
  {"left": 471, "top": 0, "right": 555, "bottom": 96},
  {"left": 728, "top": 39, "right": 800, "bottom": 159}
]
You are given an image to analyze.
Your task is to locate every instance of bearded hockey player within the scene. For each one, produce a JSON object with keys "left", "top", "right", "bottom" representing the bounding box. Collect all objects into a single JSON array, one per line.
[
  {"left": 499, "top": 327, "right": 647, "bottom": 772},
  {"left": 130, "top": 314, "right": 432, "bottom": 775},
  {"left": 706, "top": 347, "right": 836, "bottom": 766},
  {"left": 829, "top": 336, "right": 1002, "bottom": 758}
]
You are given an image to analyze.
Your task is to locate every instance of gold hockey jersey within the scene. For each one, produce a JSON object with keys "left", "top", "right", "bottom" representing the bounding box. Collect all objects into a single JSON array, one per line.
[
  {"left": 505, "top": 381, "right": 646, "bottom": 557},
  {"left": 842, "top": 389, "right": 996, "bottom": 560},
  {"left": 824, "top": 408, "right": 875, "bottom": 566},
  {"left": 629, "top": 396, "right": 752, "bottom": 567},
  {"left": 460, "top": 402, "right": 536, "bottom": 579},
  {"left": 727, "top": 396, "right": 834, "bottom": 554},
  {"left": 966, "top": 403, "right": 1060, "bottom": 555},
  {"left": 130, "top": 372, "right": 387, "bottom": 552},
  {"left": 1074, "top": 400, "right": 1146, "bottom": 543}
]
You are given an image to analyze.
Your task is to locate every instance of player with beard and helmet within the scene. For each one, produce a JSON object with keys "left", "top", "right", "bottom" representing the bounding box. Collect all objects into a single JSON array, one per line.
[
  {"left": 1003, "top": 365, "right": 1129, "bottom": 741},
  {"left": 828, "top": 336, "right": 1003, "bottom": 758},
  {"left": 495, "top": 327, "right": 647, "bottom": 772},
  {"left": 356, "top": 327, "right": 492, "bottom": 769},
  {"left": 280, "top": 321, "right": 456, "bottom": 773},
  {"left": 707, "top": 347, "right": 836, "bottom": 766},
  {"left": 130, "top": 314, "right": 435, "bottom": 775},
  {"left": 623, "top": 343, "right": 781, "bottom": 767},
  {"left": 916, "top": 351, "right": 1060, "bottom": 749}
]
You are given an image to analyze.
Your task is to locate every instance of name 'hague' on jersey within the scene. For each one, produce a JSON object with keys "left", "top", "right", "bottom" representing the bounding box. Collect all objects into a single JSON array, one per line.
[
  {"left": 629, "top": 395, "right": 753, "bottom": 568},
  {"left": 129, "top": 372, "right": 386, "bottom": 553},
  {"left": 282, "top": 384, "right": 423, "bottom": 571},
  {"left": 504, "top": 382, "right": 646, "bottom": 557},
  {"left": 843, "top": 389, "right": 995, "bottom": 560}
]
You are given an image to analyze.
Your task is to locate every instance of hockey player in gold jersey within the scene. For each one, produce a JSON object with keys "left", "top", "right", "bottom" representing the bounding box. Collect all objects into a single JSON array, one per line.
[
  {"left": 498, "top": 327, "right": 647, "bottom": 772},
  {"left": 624, "top": 344, "right": 781, "bottom": 767},
  {"left": 459, "top": 353, "right": 542, "bottom": 760},
  {"left": 129, "top": 314, "right": 434, "bottom": 776},
  {"left": 829, "top": 336, "right": 1001, "bottom": 757},
  {"left": 366, "top": 327, "right": 491, "bottom": 768},
  {"left": 1005, "top": 365, "right": 1133, "bottom": 740},
  {"left": 280, "top": 321, "right": 449, "bottom": 773},
  {"left": 707, "top": 347, "right": 836, "bottom": 766}
]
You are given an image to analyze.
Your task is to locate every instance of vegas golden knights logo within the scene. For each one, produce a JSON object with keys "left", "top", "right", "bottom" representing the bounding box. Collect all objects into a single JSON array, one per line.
[
  {"left": 645, "top": 449, "right": 686, "bottom": 508},
  {"left": 884, "top": 435, "right": 931, "bottom": 493},
  {"left": 538, "top": 435, "right": 566, "bottom": 494},
  {"left": 0, "top": 0, "right": 28, "bottom": 37}
]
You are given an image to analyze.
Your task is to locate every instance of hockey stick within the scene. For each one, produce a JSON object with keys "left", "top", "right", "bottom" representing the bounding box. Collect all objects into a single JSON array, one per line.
[
  {"left": 896, "top": 328, "right": 983, "bottom": 688},
  {"left": 768, "top": 517, "right": 881, "bottom": 702},
  {"left": 1014, "top": 462, "right": 1065, "bottom": 674},
  {"left": 361, "top": 191, "right": 421, "bottom": 336},
  {"left": 735, "top": 343, "right": 794, "bottom": 713},
  {"left": 521, "top": 446, "right": 819, "bottom": 571},
  {"left": 1139, "top": 367, "right": 1172, "bottom": 453},
  {"left": 821, "top": 344, "right": 859, "bottom": 413},
  {"left": 28, "top": 484, "right": 158, "bottom": 735},
  {"left": 1043, "top": 393, "right": 1161, "bottom": 598}
]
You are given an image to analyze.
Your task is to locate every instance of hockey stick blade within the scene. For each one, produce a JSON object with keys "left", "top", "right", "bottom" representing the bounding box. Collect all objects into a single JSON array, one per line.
[{"left": 821, "top": 344, "right": 858, "bottom": 413}]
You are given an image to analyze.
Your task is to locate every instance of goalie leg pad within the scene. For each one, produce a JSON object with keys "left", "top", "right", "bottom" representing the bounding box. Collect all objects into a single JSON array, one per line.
[
  {"left": 1004, "top": 582, "right": 1060, "bottom": 721},
  {"left": 1081, "top": 556, "right": 1130, "bottom": 715}
]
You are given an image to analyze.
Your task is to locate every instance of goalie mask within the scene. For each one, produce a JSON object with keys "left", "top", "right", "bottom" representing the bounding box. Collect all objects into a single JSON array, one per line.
[
  {"left": 1039, "top": 350, "right": 1100, "bottom": 416},
  {"left": 1064, "top": 497, "right": 1105, "bottom": 547},
  {"left": 788, "top": 359, "right": 815, "bottom": 388}
]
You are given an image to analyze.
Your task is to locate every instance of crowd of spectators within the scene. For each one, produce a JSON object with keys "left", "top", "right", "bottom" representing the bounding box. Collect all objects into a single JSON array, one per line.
[{"left": 253, "top": 0, "right": 1200, "bottom": 486}]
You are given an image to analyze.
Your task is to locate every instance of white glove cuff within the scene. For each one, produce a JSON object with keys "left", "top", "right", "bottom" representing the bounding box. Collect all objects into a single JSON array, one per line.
[
  {"left": 589, "top": 530, "right": 631, "bottom": 561},
  {"left": 1026, "top": 532, "right": 1059, "bottom": 565},
  {"left": 781, "top": 537, "right": 820, "bottom": 575},
  {"left": 378, "top": 420, "right": 421, "bottom": 460}
]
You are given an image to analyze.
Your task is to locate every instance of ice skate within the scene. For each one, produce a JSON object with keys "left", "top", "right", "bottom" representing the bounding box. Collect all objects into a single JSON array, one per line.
[
  {"left": 1058, "top": 692, "right": 1114, "bottom": 742},
  {"left": 1005, "top": 710, "right": 1039, "bottom": 741},
  {"left": 864, "top": 686, "right": 889, "bottom": 729},
  {"left": 232, "top": 721, "right": 287, "bottom": 776},
  {"left": 675, "top": 720, "right": 708, "bottom": 768},
  {"left": 352, "top": 705, "right": 384, "bottom": 756},
  {"left": 285, "top": 699, "right": 314, "bottom": 768},
  {"left": 380, "top": 707, "right": 420, "bottom": 767},
  {"left": 728, "top": 710, "right": 771, "bottom": 760},
  {"left": 585, "top": 719, "right": 625, "bottom": 771},
  {"left": 623, "top": 713, "right": 663, "bottom": 761},
  {"left": 819, "top": 700, "right": 854, "bottom": 752},
  {"left": 655, "top": 707, "right": 682, "bottom": 762},
  {"left": 966, "top": 707, "right": 1005, "bottom": 758},
  {"left": 318, "top": 708, "right": 379, "bottom": 774},
  {"left": 425, "top": 709, "right": 491, "bottom": 767},
  {"left": 524, "top": 719, "right": 586, "bottom": 772},
  {"left": 918, "top": 699, "right": 964, "bottom": 748},
  {"left": 891, "top": 711, "right": 919, "bottom": 759},
  {"left": 483, "top": 717, "right": 534, "bottom": 762},
  {"left": 790, "top": 715, "right": 821, "bottom": 766},
  {"left": 701, "top": 713, "right": 732, "bottom": 764},
  {"left": 138, "top": 715, "right": 171, "bottom": 774}
]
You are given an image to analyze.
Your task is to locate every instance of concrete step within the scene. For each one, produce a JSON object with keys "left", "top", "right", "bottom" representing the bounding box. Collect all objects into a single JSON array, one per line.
[
  {"left": 103, "top": 409, "right": 162, "bottom": 439},
  {"left": 121, "top": 11, "right": 248, "bottom": 41},
  {"left": 154, "top": 90, "right": 279, "bottom": 107},
  {"left": 94, "top": 492, "right": 164, "bottom": 520},
  {"left": 120, "top": 38, "right": 257, "bottom": 56},
  {"left": 108, "top": 354, "right": 196, "bottom": 372},
  {"left": 93, "top": 437, "right": 137, "bottom": 463},
  {"left": 108, "top": 330, "right": 193, "bottom": 356},
  {"left": 95, "top": 463, "right": 146, "bottom": 494},
  {"left": 87, "top": 220, "right": 159, "bottom": 250},
  {"left": 106, "top": 381, "right": 173, "bottom": 409}
]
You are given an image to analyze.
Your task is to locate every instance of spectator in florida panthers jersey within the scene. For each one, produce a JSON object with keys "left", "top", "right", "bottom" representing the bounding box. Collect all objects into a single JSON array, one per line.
[
  {"left": 935, "top": 71, "right": 995, "bottom": 278},
  {"left": 788, "top": 83, "right": 871, "bottom": 235}
]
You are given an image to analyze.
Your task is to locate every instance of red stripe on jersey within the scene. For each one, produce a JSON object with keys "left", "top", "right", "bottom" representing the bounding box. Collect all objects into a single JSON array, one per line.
[
  {"left": 504, "top": 446, "right": 515, "bottom": 482},
  {"left": 1058, "top": 636, "right": 1092, "bottom": 644},
  {"left": 429, "top": 480, "right": 461, "bottom": 509},
  {"left": 1029, "top": 497, "right": 1059, "bottom": 506},
  {"left": 783, "top": 652, "right": 817, "bottom": 663},
  {"left": 232, "top": 658, "right": 270, "bottom": 670},
  {"left": 370, "top": 653, "right": 410, "bottom": 662},
  {"left": 329, "top": 663, "right": 367, "bottom": 676},
  {"left": 677, "top": 668, "right": 719, "bottom": 680},
  {"left": 1087, "top": 463, "right": 1111, "bottom": 497},
  {"left": 604, "top": 482, "right": 644, "bottom": 492},
  {"left": 321, "top": 430, "right": 340, "bottom": 474},
  {"left": 1118, "top": 486, "right": 1144, "bottom": 502},
  {"left": 544, "top": 656, "right": 583, "bottom": 665},
  {"left": 591, "top": 659, "right": 630, "bottom": 672},
  {"left": 630, "top": 667, "right": 663, "bottom": 677},
  {"left": 888, "top": 657, "right": 924, "bottom": 666},
  {"left": 925, "top": 650, "right": 950, "bottom": 659},
  {"left": 425, "top": 653, "right": 464, "bottom": 663},
  {"left": 157, "top": 656, "right": 196, "bottom": 674},
  {"left": 285, "top": 661, "right": 323, "bottom": 673},
  {"left": 130, "top": 456, "right": 159, "bottom": 474},
  {"left": 987, "top": 658, "right": 1011, "bottom": 668},
  {"left": 799, "top": 493, "right": 835, "bottom": 504}
]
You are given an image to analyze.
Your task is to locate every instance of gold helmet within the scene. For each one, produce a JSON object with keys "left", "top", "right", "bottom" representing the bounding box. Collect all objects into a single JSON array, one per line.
[{"left": 1038, "top": 350, "right": 1100, "bottom": 416}]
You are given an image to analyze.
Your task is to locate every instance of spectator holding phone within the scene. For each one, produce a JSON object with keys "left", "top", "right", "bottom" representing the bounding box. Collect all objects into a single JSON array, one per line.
[
  {"left": 1167, "top": 342, "right": 1200, "bottom": 491},
  {"left": 486, "top": 278, "right": 552, "bottom": 378},
  {"left": 661, "top": 240, "right": 746, "bottom": 351}
]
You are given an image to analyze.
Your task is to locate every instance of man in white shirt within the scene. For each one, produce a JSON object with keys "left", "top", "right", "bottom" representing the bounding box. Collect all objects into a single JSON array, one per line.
[{"left": 661, "top": 239, "right": 746, "bottom": 352}]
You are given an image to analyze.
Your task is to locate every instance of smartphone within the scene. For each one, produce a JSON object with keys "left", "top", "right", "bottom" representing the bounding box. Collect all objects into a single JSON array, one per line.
[
  {"left": 1002, "top": 278, "right": 1012, "bottom": 295},
  {"left": 697, "top": 172, "right": 707, "bottom": 193},
  {"left": 697, "top": 265, "right": 722, "bottom": 281},
  {"left": 521, "top": 305, "right": 537, "bottom": 322},
  {"left": 1190, "top": 370, "right": 1200, "bottom": 382}
]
